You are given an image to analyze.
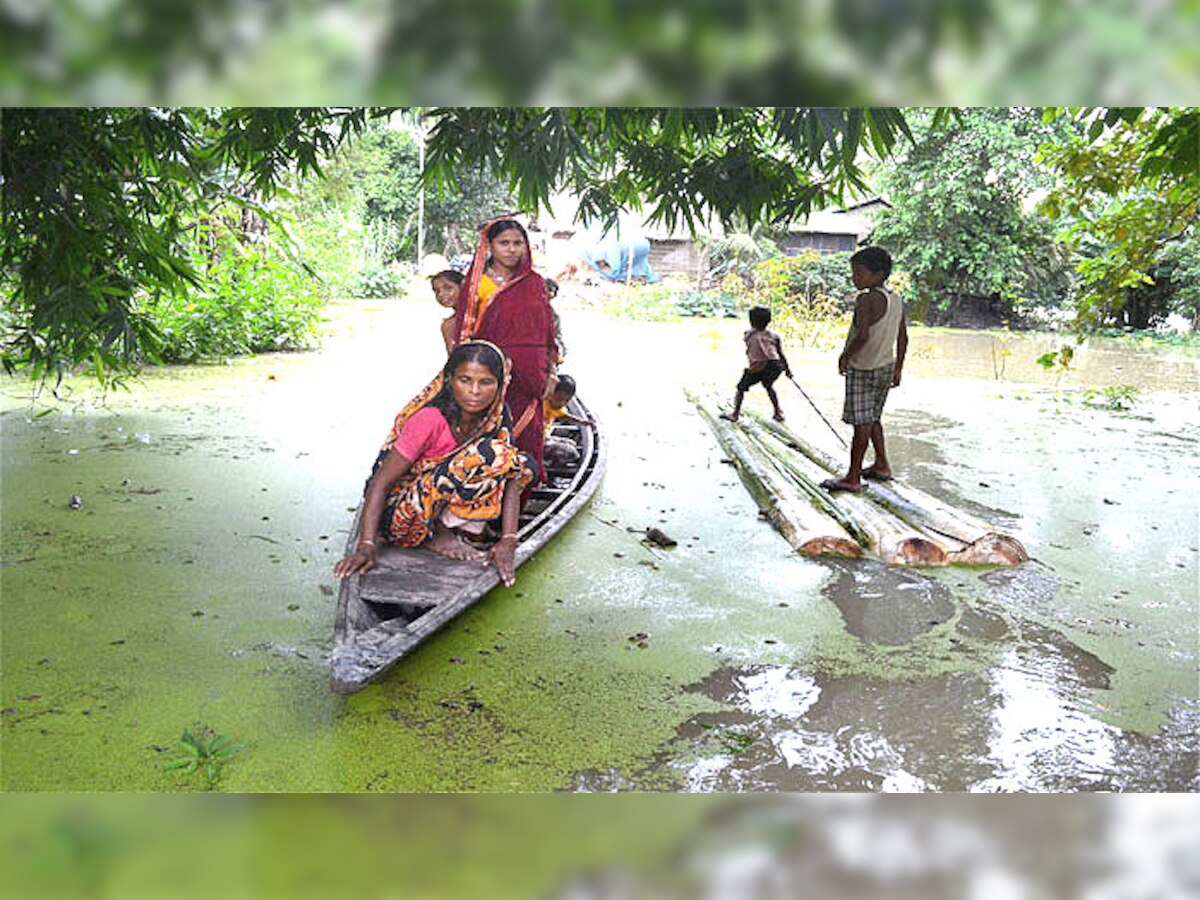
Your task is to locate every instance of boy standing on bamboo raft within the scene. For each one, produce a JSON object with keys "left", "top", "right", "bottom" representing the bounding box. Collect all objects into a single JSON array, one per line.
[
  {"left": 822, "top": 246, "right": 908, "bottom": 493},
  {"left": 721, "top": 305, "right": 792, "bottom": 423}
]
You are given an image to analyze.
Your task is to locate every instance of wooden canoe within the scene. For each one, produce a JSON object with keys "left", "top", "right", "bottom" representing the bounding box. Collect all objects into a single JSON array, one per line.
[{"left": 330, "top": 397, "right": 605, "bottom": 695}]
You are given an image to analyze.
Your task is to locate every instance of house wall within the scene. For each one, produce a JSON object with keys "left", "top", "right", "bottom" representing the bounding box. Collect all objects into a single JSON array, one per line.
[
  {"left": 648, "top": 238, "right": 704, "bottom": 276},
  {"left": 782, "top": 232, "right": 859, "bottom": 255}
]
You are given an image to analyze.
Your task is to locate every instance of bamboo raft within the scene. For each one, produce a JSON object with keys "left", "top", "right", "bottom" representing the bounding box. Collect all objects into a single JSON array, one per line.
[
  {"left": 330, "top": 397, "right": 606, "bottom": 694},
  {"left": 693, "top": 395, "right": 1027, "bottom": 567}
]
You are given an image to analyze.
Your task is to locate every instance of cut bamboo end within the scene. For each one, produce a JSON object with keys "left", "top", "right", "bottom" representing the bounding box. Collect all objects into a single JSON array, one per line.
[
  {"left": 798, "top": 536, "right": 864, "bottom": 558},
  {"left": 884, "top": 537, "right": 950, "bottom": 567},
  {"left": 948, "top": 533, "right": 1029, "bottom": 565}
]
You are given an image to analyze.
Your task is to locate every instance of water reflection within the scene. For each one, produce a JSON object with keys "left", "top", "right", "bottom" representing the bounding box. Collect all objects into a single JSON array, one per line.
[
  {"left": 977, "top": 646, "right": 1119, "bottom": 792},
  {"left": 2, "top": 303, "right": 1196, "bottom": 792}
]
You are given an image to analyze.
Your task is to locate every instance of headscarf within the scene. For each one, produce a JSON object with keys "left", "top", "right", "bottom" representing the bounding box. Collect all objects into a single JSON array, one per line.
[
  {"left": 374, "top": 340, "right": 533, "bottom": 548},
  {"left": 380, "top": 339, "right": 511, "bottom": 452},
  {"left": 455, "top": 216, "right": 535, "bottom": 341}
]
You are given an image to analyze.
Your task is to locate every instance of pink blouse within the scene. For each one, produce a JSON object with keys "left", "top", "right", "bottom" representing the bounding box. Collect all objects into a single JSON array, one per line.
[{"left": 393, "top": 407, "right": 457, "bottom": 463}]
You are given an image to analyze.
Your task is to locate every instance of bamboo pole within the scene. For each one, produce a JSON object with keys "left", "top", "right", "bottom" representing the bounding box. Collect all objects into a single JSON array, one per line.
[
  {"left": 739, "top": 420, "right": 872, "bottom": 547},
  {"left": 692, "top": 396, "right": 862, "bottom": 558},
  {"left": 748, "top": 419, "right": 949, "bottom": 565},
  {"left": 746, "top": 411, "right": 1028, "bottom": 565}
]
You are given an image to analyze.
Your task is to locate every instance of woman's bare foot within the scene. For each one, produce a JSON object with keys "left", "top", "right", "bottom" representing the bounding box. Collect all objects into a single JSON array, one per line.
[
  {"left": 426, "top": 525, "right": 486, "bottom": 561},
  {"left": 719, "top": 412, "right": 738, "bottom": 422},
  {"left": 862, "top": 466, "right": 893, "bottom": 482}
]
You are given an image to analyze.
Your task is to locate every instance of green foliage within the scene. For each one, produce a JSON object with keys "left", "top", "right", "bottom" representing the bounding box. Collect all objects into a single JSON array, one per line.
[
  {"left": 610, "top": 279, "right": 684, "bottom": 322},
  {"left": 1159, "top": 232, "right": 1200, "bottom": 327},
  {"left": 279, "top": 209, "right": 363, "bottom": 299},
  {"left": 871, "top": 108, "right": 1071, "bottom": 323},
  {"left": 1082, "top": 385, "right": 1140, "bottom": 411},
  {"left": 1, "top": 107, "right": 378, "bottom": 386},
  {"left": 353, "top": 266, "right": 406, "bottom": 299},
  {"left": 705, "top": 225, "right": 782, "bottom": 280},
  {"left": 424, "top": 161, "right": 517, "bottom": 257},
  {"left": 12, "top": 3, "right": 1200, "bottom": 113},
  {"left": 279, "top": 115, "right": 514, "bottom": 281},
  {"left": 748, "top": 251, "right": 855, "bottom": 348},
  {"left": 425, "top": 108, "right": 915, "bottom": 234},
  {"left": 610, "top": 276, "right": 741, "bottom": 321},
  {"left": 149, "top": 222, "right": 323, "bottom": 363},
  {"left": 715, "top": 729, "right": 755, "bottom": 754},
  {"left": 1038, "top": 107, "right": 1199, "bottom": 331},
  {"left": 752, "top": 251, "right": 855, "bottom": 309},
  {"left": 1036, "top": 344, "right": 1076, "bottom": 383},
  {"left": 163, "top": 726, "right": 245, "bottom": 790},
  {"left": 675, "top": 290, "right": 739, "bottom": 318}
]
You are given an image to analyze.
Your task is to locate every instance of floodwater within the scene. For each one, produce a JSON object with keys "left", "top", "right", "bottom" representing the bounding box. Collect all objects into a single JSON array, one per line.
[{"left": 2, "top": 296, "right": 1197, "bottom": 791}]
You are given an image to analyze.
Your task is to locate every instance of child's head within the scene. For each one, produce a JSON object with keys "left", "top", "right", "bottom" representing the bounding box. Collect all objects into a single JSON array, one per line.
[
  {"left": 850, "top": 246, "right": 892, "bottom": 289},
  {"left": 430, "top": 270, "right": 464, "bottom": 308},
  {"left": 748, "top": 306, "right": 772, "bottom": 330},
  {"left": 545, "top": 278, "right": 559, "bottom": 301},
  {"left": 549, "top": 373, "right": 576, "bottom": 409}
]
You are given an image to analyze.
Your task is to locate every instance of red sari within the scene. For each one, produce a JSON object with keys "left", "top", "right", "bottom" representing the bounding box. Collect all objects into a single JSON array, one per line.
[{"left": 453, "top": 223, "right": 556, "bottom": 481}]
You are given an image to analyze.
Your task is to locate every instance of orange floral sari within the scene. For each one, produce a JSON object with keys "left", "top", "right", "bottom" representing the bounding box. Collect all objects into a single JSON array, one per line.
[{"left": 376, "top": 342, "right": 533, "bottom": 548}]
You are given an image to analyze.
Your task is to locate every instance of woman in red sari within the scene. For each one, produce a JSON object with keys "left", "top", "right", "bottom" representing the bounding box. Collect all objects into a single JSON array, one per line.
[{"left": 452, "top": 218, "right": 557, "bottom": 482}]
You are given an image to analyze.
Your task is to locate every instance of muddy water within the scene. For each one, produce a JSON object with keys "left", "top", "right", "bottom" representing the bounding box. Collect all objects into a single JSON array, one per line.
[{"left": 2, "top": 298, "right": 1196, "bottom": 791}]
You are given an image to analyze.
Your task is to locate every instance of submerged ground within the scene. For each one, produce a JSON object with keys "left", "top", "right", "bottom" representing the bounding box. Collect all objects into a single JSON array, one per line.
[{"left": 2, "top": 294, "right": 1197, "bottom": 791}]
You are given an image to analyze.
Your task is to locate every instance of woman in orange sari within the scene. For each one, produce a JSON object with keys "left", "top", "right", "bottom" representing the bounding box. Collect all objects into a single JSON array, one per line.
[
  {"left": 333, "top": 341, "right": 533, "bottom": 586},
  {"left": 452, "top": 218, "right": 557, "bottom": 482}
]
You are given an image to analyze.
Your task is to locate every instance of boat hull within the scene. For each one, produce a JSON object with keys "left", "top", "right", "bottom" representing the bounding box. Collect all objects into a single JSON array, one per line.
[{"left": 330, "top": 397, "right": 604, "bottom": 694}]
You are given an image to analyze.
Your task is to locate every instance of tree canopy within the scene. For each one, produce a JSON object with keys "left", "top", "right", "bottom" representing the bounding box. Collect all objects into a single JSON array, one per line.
[
  {"left": 423, "top": 107, "right": 918, "bottom": 233},
  {"left": 2, "top": 106, "right": 1197, "bottom": 388},
  {"left": 1037, "top": 107, "right": 1199, "bottom": 329},
  {"left": 870, "top": 108, "right": 1073, "bottom": 324},
  {"left": 2, "top": 106, "right": 918, "bottom": 385},
  {"left": 1, "top": 107, "right": 377, "bottom": 386}
]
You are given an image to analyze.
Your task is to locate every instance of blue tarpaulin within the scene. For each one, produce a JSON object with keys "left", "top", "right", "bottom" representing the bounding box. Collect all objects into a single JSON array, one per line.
[{"left": 576, "top": 233, "right": 659, "bottom": 283}]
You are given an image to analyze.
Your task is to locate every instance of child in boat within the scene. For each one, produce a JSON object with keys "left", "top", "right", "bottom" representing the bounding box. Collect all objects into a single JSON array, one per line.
[
  {"left": 542, "top": 374, "right": 594, "bottom": 468},
  {"left": 546, "top": 278, "right": 566, "bottom": 363},
  {"left": 333, "top": 340, "right": 533, "bottom": 586},
  {"left": 821, "top": 246, "right": 908, "bottom": 494},
  {"left": 431, "top": 269, "right": 465, "bottom": 353},
  {"left": 721, "top": 305, "right": 791, "bottom": 423}
]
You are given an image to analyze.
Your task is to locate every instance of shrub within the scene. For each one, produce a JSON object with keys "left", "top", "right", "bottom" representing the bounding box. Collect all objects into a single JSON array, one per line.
[
  {"left": 750, "top": 252, "right": 852, "bottom": 347},
  {"left": 352, "top": 266, "right": 406, "bottom": 298},
  {"left": 285, "top": 210, "right": 363, "bottom": 299},
  {"left": 148, "top": 224, "right": 323, "bottom": 363},
  {"left": 675, "top": 290, "right": 739, "bottom": 318}
]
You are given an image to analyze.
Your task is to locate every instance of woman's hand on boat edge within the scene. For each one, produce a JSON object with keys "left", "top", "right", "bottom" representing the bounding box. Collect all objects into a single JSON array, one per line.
[
  {"left": 489, "top": 536, "right": 517, "bottom": 586},
  {"left": 334, "top": 545, "right": 376, "bottom": 578}
]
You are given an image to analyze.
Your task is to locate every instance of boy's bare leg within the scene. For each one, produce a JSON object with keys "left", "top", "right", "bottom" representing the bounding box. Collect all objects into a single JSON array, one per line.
[
  {"left": 766, "top": 385, "right": 784, "bottom": 421},
  {"left": 720, "top": 390, "right": 745, "bottom": 422},
  {"left": 822, "top": 424, "right": 871, "bottom": 492},
  {"left": 863, "top": 422, "right": 892, "bottom": 480}
]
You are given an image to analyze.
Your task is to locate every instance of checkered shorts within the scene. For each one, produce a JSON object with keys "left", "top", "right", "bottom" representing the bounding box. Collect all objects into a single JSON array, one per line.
[{"left": 842, "top": 364, "right": 894, "bottom": 425}]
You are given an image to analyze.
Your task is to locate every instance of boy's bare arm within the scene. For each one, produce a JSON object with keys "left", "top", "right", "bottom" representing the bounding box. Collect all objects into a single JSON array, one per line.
[
  {"left": 774, "top": 334, "right": 792, "bottom": 376},
  {"left": 893, "top": 309, "right": 908, "bottom": 387}
]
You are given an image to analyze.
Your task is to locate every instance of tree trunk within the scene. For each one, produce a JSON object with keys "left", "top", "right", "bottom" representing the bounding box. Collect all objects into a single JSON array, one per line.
[
  {"left": 747, "top": 412, "right": 1028, "bottom": 565},
  {"left": 744, "top": 416, "right": 950, "bottom": 566},
  {"left": 693, "top": 397, "right": 862, "bottom": 558}
]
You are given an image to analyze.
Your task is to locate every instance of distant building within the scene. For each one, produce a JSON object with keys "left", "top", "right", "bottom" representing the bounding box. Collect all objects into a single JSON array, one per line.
[
  {"left": 780, "top": 198, "right": 889, "bottom": 256},
  {"left": 533, "top": 195, "right": 890, "bottom": 281}
]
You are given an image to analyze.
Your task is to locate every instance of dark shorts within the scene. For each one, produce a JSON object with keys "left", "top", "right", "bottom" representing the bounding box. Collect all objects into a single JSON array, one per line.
[
  {"left": 843, "top": 364, "right": 893, "bottom": 425},
  {"left": 737, "top": 359, "right": 783, "bottom": 393}
]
